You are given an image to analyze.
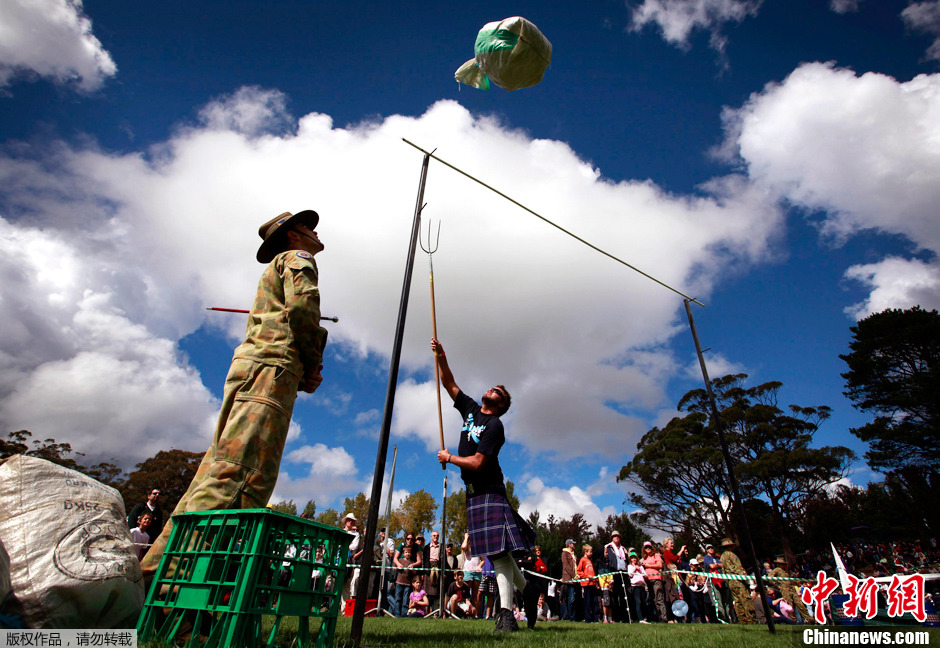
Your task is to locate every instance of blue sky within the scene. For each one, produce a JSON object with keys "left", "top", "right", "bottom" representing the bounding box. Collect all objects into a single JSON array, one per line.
[{"left": 1, "top": 0, "right": 938, "bottom": 533}]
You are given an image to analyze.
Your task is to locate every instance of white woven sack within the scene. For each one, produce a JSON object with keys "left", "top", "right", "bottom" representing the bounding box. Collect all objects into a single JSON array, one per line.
[{"left": 0, "top": 455, "right": 145, "bottom": 628}]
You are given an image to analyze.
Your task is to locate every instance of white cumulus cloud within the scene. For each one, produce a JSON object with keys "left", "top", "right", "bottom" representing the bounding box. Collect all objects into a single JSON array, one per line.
[
  {"left": 844, "top": 257, "right": 940, "bottom": 317},
  {"left": 720, "top": 62, "right": 940, "bottom": 320},
  {"left": 0, "top": 0, "right": 116, "bottom": 91},
  {"left": 902, "top": 1, "right": 940, "bottom": 61},
  {"left": 630, "top": 0, "right": 762, "bottom": 55},
  {"left": 277, "top": 443, "right": 362, "bottom": 507},
  {"left": 0, "top": 219, "right": 217, "bottom": 465},
  {"left": 831, "top": 0, "right": 862, "bottom": 13},
  {"left": 518, "top": 477, "right": 619, "bottom": 530},
  {"left": 0, "top": 88, "right": 785, "bottom": 474}
]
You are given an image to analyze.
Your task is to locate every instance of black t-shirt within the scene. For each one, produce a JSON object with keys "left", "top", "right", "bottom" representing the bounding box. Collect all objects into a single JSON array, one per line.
[
  {"left": 447, "top": 581, "right": 471, "bottom": 601},
  {"left": 454, "top": 390, "right": 506, "bottom": 496}
]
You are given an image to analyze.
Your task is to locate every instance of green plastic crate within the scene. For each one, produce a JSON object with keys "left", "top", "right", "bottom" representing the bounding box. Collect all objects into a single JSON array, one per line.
[{"left": 137, "top": 508, "right": 349, "bottom": 647}]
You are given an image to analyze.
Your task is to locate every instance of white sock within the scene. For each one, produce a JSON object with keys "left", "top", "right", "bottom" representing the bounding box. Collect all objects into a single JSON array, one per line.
[
  {"left": 495, "top": 569, "right": 512, "bottom": 612},
  {"left": 492, "top": 554, "right": 527, "bottom": 610}
]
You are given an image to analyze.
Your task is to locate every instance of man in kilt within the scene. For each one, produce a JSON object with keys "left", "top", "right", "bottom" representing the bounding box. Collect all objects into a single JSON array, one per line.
[{"left": 432, "top": 338, "right": 539, "bottom": 632}]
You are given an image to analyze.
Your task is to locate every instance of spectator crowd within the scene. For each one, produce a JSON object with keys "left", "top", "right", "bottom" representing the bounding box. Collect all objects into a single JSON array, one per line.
[
  {"left": 125, "top": 493, "right": 938, "bottom": 627},
  {"left": 335, "top": 518, "right": 939, "bottom": 626}
]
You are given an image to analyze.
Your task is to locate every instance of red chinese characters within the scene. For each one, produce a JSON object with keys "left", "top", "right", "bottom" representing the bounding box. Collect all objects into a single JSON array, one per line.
[
  {"left": 843, "top": 574, "right": 880, "bottom": 619},
  {"left": 801, "top": 571, "right": 840, "bottom": 624},
  {"left": 886, "top": 574, "right": 926, "bottom": 622}
]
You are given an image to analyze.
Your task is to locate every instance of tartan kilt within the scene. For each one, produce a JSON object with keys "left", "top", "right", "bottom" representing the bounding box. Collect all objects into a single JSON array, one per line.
[{"left": 466, "top": 492, "right": 536, "bottom": 558}]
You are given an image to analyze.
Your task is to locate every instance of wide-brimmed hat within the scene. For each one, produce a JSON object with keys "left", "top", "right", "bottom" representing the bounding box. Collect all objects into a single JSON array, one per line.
[
  {"left": 721, "top": 537, "right": 735, "bottom": 547},
  {"left": 611, "top": 530, "right": 621, "bottom": 538},
  {"left": 774, "top": 555, "right": 787, "bottom": 564},
  {"left": 342, "top": 512, "right": 357, "bottom": 524},
  {"left": 689, "top": 558, "right": 699, "bottom": 566},
  {"left": 256, "top": 210, "right": 319, "bottom": 263}
]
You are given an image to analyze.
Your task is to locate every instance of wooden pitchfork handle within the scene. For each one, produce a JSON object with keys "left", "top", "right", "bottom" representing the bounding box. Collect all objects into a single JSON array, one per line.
[{"left": 421, "top": 220, "right": 446, "bottom": 470}]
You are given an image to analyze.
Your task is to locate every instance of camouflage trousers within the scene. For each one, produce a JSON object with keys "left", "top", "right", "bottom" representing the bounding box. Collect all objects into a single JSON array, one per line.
[
  {"left": 782, "top": 586, "right": 812, "bottom": 623},
  {"left": 729, "top": 581, "right": 756, "bottom": 624},
  {"left": 140, "top": 358, "right": 300, "bottom": 576}
]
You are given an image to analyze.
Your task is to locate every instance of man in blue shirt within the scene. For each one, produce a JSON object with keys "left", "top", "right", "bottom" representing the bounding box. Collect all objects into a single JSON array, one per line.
[{"left": 432, "top": 338, "right": 537, "bottom": 632}]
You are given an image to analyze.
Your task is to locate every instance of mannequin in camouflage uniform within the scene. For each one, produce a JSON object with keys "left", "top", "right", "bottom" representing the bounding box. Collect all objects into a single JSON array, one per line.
[
  {"left": 771, "top": 555, "right": 811, "bottom": 623},
  {"left": 720, "top": 538, "right": 755, "bottom": 624},
  {"left": 141, "top": 210, "right": 328, "bottom": 575}
]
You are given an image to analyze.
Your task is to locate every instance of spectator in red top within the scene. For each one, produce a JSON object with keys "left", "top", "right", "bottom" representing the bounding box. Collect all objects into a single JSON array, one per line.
[
  {"left": 641, "top": 541, "right": 667, "bottom": 622},
  {"left": 533, "top": 545, "right": 549, "bottom": 595},
  {"left": 577, "top": 544, "right": 598, "bottom": 623},
  {"left": 663, "top": 537, "right": 689, "bottom": 569}
]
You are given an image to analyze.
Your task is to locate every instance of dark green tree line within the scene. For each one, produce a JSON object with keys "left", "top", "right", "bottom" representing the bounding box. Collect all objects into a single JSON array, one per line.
[
  {"left": 841, "top": 305, "right": 939, "bottom": 472},
  {"left": 618, "top": 375, "right": 854, "bottom": 561}
]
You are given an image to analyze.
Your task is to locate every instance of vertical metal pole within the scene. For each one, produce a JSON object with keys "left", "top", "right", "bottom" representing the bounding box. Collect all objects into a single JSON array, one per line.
[
  {"left": 437, "top": 474, "right": 448, "bottom": 618},
  {"left": 350, "top": 153, "right": 431, "bottom": 645},
  {"left": 684, "top": 299, "right": 775, "bottom": 633},
  {"left": 370, "top": 446, "right": 397, "bottom": 617}
]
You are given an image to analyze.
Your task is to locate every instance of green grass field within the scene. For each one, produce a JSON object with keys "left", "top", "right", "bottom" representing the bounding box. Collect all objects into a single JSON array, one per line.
[
  {"left": 141, "top": 614, "right": 940, "bottom": 647},
  {"left": 336, "top": 617, "right": 794, "bottom": 648},
  {"left": 326, "top": 618, "right": 939, "bottom": 648}
]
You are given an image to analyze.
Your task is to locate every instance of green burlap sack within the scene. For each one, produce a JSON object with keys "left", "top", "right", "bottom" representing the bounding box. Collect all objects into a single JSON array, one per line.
[{"left": 455, "top": 16, "right": 552, "bottom": 91}]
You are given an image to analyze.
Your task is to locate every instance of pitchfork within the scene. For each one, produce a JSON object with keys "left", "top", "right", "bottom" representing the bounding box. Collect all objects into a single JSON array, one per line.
[{"left": 420, "top": 219, "right": 447, "bottom": 469}]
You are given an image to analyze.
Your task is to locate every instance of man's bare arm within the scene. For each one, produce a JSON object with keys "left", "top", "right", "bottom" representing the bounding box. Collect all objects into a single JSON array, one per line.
[
  {"left": 437, "top": 449, "right": 491, "bottom": 471},
  {"left": 431, "top": 338, "right": 459, "bottom": 401}
]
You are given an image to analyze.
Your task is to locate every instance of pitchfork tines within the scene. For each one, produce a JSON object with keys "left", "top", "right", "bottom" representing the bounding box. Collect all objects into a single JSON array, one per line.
[{"left": 419, "top": 215, "right": 440, "bottom": 256}]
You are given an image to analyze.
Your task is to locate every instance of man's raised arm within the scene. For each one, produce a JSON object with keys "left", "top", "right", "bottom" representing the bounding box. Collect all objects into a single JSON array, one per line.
[{"left": 431, "top": 338, "right": 459, "bottom": 402}]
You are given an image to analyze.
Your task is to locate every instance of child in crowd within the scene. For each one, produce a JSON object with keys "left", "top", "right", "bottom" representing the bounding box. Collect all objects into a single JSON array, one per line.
[
  {"left": 130, "top": 512, "right": 153, "bottom": 561},
  {"left": 628, "top": 551, "right": 649, "bottom": 623},
  {"left": 577, "top": 544, "right": 598, "bottom": 623},
  {"left": 447, "top": 571, "right": 477, "bottom": 618},
  {"left": 537, "top": 593, "right": 554, "bottom": 621},
  {"left": 479, "top": 556, "right": 497, "bottom": 620},
  {"left": 394, "top": 546, "right": 416, "bottom": 617},
  {"left": 598, "top": 567, "right": 614, "bottom": 624},
  {"left": 663, "top": 562, "right": 682, "bottom": 623},
  {"left": 407, "top": 576, "right": 429, "bottom": 617}
]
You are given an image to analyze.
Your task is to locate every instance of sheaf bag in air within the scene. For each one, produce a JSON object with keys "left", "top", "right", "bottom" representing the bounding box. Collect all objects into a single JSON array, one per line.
[{"left": 455, "top": 16, "right": 552, "bottom": 91}]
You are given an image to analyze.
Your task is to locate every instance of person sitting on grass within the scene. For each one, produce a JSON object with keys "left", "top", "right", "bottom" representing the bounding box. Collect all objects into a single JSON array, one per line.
[
  {"left": 407, "top": 576, "right": 430, "bottom": 617},
  {"left": 447, "top": 571, "right": 477, "bottom": 618},
  {"left": 767, "top": 586, "right": 797, "bottom": 625},
  {"left": 537, "top": 593, "right": 554, "bottom": 621}
]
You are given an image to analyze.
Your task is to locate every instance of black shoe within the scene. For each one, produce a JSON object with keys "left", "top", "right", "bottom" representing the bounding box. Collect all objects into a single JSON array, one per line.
[
  {"left": 494, "top": 608, "right": 519, "bottom": 633},
  {"left": 523, "top": 583, "right": 538, "bottom": 629}
]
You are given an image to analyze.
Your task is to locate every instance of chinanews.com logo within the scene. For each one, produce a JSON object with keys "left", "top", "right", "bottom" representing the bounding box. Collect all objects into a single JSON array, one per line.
[
  {"left": 801, "top": 628, "right": 932, "bottom": 645},
  {"left": 801, "top": 572, "right": 929, "bottom": 624},
  {"left": 796, "top": 571, "right": 937, "bottom": 646}
]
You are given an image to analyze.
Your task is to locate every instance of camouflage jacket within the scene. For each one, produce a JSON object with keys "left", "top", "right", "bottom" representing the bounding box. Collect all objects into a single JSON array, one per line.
[
  {"left": 770, "top": 567, "right": 795, "bottom": 594},
  {"left": 721, "top": 550, "right": 745, "bottom": 576},
  {"left": 233, "top": 249, "right": 328, "bottom": 376}
]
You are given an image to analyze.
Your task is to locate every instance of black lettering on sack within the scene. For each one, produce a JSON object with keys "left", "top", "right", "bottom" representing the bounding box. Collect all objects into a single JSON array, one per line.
[
  {"left": 64, "top": 477, "right": 111, "bottom": 494},
  {"left": 63, "top": 500, "right": 102, "bottom": 511},
  {"left": 53, "top": 520, "right": 142, "bottom": 583}
]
